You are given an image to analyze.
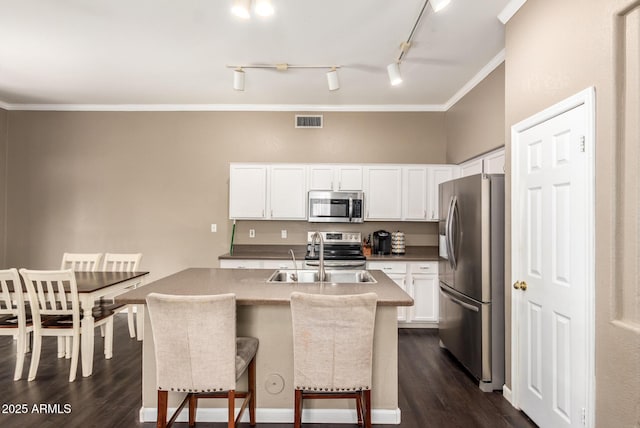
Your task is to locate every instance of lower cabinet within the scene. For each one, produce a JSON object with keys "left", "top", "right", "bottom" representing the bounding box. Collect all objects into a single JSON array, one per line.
[{"left": 367, "top": 261, "right": 438, "bottom": 328}]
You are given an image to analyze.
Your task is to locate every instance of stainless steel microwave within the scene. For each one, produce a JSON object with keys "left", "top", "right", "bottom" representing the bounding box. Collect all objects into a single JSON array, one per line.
[{"left": 307, "top": 191, "right": 364, "bottom": 223}]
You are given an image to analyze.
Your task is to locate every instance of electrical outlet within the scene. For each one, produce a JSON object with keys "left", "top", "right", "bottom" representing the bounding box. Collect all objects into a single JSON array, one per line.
[
  {"left": 210, "top": 224, "right": 217, "bottom": 233},
  {"left": 249, "top": 229, "right": 256, "bottom": 238},
  {"left": 281, "top": 230, "right": 287, "bottom": 239}
]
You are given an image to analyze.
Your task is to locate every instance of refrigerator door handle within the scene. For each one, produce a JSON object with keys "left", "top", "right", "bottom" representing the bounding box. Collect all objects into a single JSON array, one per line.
[
  {"left": 447, "top": 196, "right": 458, "bottom": 270},
  {"left": 440, "top": 287, "right": 479, "bottom": 312},
  {"left": 445, "top": 196, "right": 454, "bottom": 268}
]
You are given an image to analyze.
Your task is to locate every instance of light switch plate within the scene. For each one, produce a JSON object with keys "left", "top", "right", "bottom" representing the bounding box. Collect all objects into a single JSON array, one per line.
[
  {"left": 210, "top": 224, "right": 217, "bottom": 233},
  {"left": 249, "top": 229, "right": 255, "bottom": 238}
]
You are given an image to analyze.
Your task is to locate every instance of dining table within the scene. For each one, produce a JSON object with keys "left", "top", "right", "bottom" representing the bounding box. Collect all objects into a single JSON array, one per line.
[{"left": 71, "top": 270, "right": 149, "bottom": 377}]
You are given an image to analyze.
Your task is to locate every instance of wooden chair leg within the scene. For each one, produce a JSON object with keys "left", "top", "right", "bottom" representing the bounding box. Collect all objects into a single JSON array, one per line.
[
  {"left": 228, "top": 390, "right": 235, "bottom": 428},
  {"left": 364, "top": 389, "right": 372, "bottom": 428},
  {"left": 294, "top": 389, "right": 303, "bottom": 428},
  {"left": 188, "top": 394, "right": 197, "bottom": 427},
  {"left": 157, "top": 390, "right": 168, "bottom": 428},
  {"left": 248, "top": 356, "right": 257, "bottom": 426},
  {"left": 356, "top": 391, "right": 363, "bottom": 426}
]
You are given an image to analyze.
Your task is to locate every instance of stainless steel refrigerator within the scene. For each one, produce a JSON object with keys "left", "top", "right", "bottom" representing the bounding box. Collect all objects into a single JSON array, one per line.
[{"left": 438, "top": 173, "right": 504, "bottom": 392}]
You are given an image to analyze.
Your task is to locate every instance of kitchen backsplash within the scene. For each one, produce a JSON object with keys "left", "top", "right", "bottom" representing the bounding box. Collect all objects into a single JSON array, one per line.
[{"left": 232, "top": 220, "right": 439, "bottom": 247}]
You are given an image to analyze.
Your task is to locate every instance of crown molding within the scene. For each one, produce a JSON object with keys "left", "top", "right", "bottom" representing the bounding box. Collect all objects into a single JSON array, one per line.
[
  {"left": 498, "top": 0, "right": 527, "bottom": 24},
  {"left": 0, "top": 103, "right": 446, "bottom": 112}
]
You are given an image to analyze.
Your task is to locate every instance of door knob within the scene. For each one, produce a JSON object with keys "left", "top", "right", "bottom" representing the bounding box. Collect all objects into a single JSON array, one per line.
[{"left": 513, "top": 280, "right": 528, "bottom": 290}]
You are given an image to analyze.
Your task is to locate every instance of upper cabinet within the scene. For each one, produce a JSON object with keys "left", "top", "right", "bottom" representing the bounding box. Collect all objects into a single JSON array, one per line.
[
  {"left": 229, "top": 163, "right": 307, "bottom": 220},
  {"left": 459, "top": 147, "right": 505, "bottom": 177},
  {"left": 403, "top": 166, "right": 429, "bottom": 221},
  {"left": 308, "top": 165, "right": 363, "bottom": 191},
  {"left": 427, "top": 166, "right": 458, "bottom": 221},
  {"left": 229, "top": 162, "right": 459, "bottom": 222},
  {"left": 229, "top": 164, "right": 268, "bottom": 219},
  {"left": 364, "top": 166, "right": 403, "bottom": 220},
  {"left": 270, "top": 165, "right": 307, "bottom": 219}
]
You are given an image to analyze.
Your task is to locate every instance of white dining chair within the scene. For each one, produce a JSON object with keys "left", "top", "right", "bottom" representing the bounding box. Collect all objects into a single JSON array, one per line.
[
  {"left": 58, "top": 252, "right": 103, "bottom": 357},
  {"left": 0, "top": 268, "right": 33, "bottom": 381},
  {"left": 146, "top": 292, "right": 258, "bottom": 428},
  {"left": 100, "top": 253, "right": 143, "bottom": 339},
  {"left": 19, "top": 269, "right": 115, "bottom": 382},
  {"left": 60, "top": 252, "right": 103, "bottom": 272},
  {"left": 290, "top": 292, "right": 378, "bottom": 428}
]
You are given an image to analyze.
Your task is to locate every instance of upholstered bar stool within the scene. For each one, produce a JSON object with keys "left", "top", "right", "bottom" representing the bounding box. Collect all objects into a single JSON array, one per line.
[
  {"left": 146, "top": 292, "right": 258, "bottom": 428},
  {"left": 290, "top": 291, "right": 378, "bottom": 428}
]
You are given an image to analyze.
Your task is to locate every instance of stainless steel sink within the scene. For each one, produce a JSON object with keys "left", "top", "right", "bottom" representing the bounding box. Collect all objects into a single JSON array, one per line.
[{"left": 266, "top": 269, "right": 376, "bottom": 284}]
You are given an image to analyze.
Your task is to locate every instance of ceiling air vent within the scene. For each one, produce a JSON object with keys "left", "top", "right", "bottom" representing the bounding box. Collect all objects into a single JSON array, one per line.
[{"left": 295, "top": 114, "right": 323, "bottom": 129}]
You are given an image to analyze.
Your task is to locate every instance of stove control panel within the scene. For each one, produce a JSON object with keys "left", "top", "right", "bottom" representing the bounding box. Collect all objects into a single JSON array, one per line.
[{"left": 306, "top": 231, "right": 362, "bottom": 244}]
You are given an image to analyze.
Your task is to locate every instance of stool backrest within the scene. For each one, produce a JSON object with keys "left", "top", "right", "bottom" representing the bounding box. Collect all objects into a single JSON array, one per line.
[
  {"left": 60, "top": 253, "right": 103, "bottom": 272},
  {"left": 146, "top": 293, "right": 237, "bottom": 393},
  {"left": 290, "top": 292, "right": 377, "bottom": 391}
]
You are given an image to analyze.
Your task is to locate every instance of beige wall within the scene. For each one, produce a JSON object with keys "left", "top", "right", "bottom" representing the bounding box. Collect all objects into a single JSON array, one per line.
[
  {"left": 506, "top": 0, "right": 640, "bottom": 426},
  {"left": 445, "top": 63, "right": 506, "bottom": 164},
  {"left": 5, "top": 111, "right": 446, "bottom": 281},
  {"left": 0, "top": 108, "right": 6, "bottom": 267}
]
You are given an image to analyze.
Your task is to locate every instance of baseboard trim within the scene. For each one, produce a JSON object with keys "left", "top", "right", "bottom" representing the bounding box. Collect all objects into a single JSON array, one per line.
[
  {"left": 140, "top": 406, "right": 401, "bottom": 424},
  {"left": 502, "top": 385, "right": 514, "bottom": 406}
]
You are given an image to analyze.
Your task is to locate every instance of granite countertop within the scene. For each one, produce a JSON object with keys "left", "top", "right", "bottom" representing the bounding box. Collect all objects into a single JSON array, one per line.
[
  {"left": 219, "top": 245, "right": 439, "bottom": 262},
  {"left": 115, "top": 267, "right": 413, "bottom": 307}
]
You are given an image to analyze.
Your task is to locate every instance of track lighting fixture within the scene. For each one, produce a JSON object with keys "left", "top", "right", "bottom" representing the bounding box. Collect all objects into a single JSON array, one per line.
[
  {"left": 227, "top": 64, "right": 341, "bottom": 92},
  {"left": 233, "top": 68, "right": 245, "bottom": 91},
  {"left": 326, "top": 67, "right": 340, "bottom": 91},
  {"left": 387, "top": 63, "right": 402, "bottom": 86},
  {"left": 387, "top": 0, "right": 451, "bottom": 86},
  {"left": 231, "top": 0, "right": 274, "bottom": 19},
  {"left": 429, "top": 0, "right": 451, "bottom": 12}
]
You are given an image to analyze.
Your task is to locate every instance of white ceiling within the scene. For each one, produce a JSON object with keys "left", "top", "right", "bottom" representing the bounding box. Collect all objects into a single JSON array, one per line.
[{"left": 0, "top": 0, "right": 511, "bottom": 111}]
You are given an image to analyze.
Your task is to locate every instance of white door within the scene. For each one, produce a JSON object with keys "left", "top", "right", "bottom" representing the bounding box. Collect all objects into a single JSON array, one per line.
[{"left": 512, "top": 90, "right": 594, "bottom": 428}]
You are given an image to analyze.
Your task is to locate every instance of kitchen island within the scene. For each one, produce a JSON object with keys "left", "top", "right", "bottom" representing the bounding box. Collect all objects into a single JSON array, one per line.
[{"left": 116, "top": 267, "right": 413, "bottom": 424}]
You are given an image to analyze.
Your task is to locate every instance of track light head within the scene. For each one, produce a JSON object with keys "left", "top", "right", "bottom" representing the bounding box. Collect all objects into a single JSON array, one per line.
[
  {"left": 326, "top": 68, "right": 340, "bottom": 91},
  {"left": 430, "top": 0, "right": 451, "bottom": 12},
  {"left": 233, "top": 68, "right": 245, "bottom": 91},
  {"left": 387, "top": 63, "right": 402, "bottom": 86},
  {"left": 231, "top": 0, "right": 251, "bottom": 19}
]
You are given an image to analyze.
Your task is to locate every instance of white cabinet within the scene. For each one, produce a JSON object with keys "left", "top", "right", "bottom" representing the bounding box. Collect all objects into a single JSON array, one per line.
[
  {"left": 483, "top": 149, "right": 505, "bottom": 174},
  {"left": 407, "top": 262, "right": 439, "bottom": 322},
  {"left": 367, "top": 260, "right": 439, "bottom": 327},
  {"left": 229, "top": 164, "right": 306, "bottom": 220},
  {"left": 367, "top": 261, "right": 408, "bottom": 322},
  {"left": 219, "top": 259, "right": 263, "bottom": 269},
  {"left": 220, "top": 259, "right": 303, "bottom": 269},
  {"left": 229, "top": 165, "right": 268, "bottom": 219},
  {"left": 403, "top": 166, "right": 428, "bottom": 221},
  {"left": 459, "top": 147, "right": 505, "bottom": 177},
  {"left": 460, "top": 158, "right": 483, "bottom": 177},
  {"left": 427, "top": 166, "right": 457, "bottom": 221},
  {"left": 308, "top": 165, "right": 363, "bottom": 191},
  {"left": 270, "top": 165, "right": 307, "bottom": 219},
  {"left": 364, "top": 166, "right": 403, "bottom": 220}
]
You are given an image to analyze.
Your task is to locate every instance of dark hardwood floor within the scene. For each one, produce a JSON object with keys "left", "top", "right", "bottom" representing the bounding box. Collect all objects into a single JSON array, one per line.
[{"left": 0, "top": 315, "right": 536, "bottom": 428}]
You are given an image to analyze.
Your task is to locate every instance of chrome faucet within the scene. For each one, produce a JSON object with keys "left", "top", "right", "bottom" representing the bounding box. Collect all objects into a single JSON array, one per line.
[
  {"left": 289, "top": 249, "right": 298, "bottom": 282},
  {"left": 310, "top": 231, "right": 325, "bottom": 281}
]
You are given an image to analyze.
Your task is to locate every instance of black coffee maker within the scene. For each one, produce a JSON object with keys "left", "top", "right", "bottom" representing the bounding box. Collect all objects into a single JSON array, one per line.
[{"left": 372, "top": 230, "right": 391, "bottom": 255}]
